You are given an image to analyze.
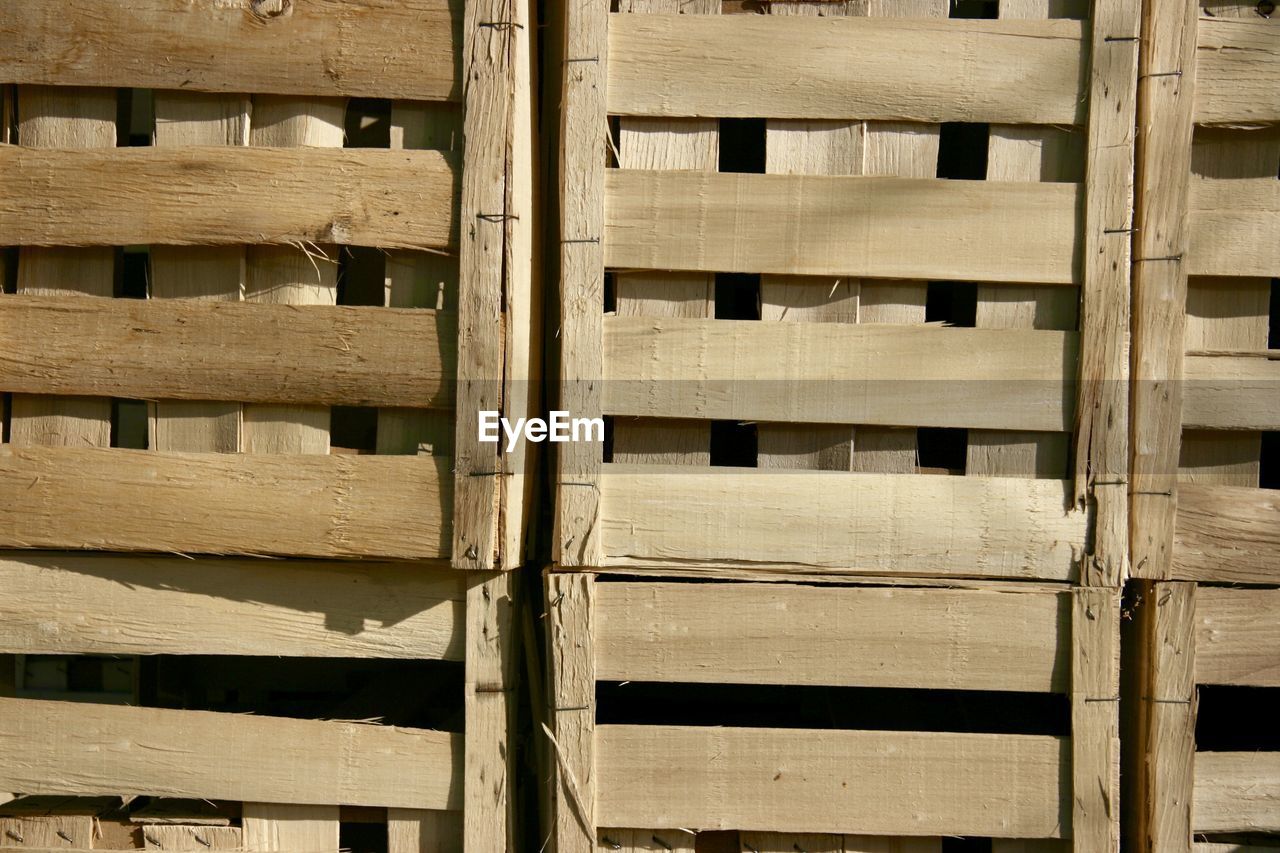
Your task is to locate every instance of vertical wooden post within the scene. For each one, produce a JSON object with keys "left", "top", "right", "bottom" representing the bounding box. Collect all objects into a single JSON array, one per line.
[
  {"left": 1144, "top": 582, "right": 1197, "bottom": 853},
  {"left": 556, "top": 0, "right": 608, "bottom": 567},
  {"left": 1072, "top": 587, "right": 1122, "bottom": 853},
  {"left": 547, "top": 572, "right": 596, "bottom": 853},
  {"left": 465, "top": 570, "right": 518, "bottom": 852}
]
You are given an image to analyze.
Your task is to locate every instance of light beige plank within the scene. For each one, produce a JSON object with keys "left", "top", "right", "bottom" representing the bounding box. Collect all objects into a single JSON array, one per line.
[
  {"left": 464, "top": 573, "right": 518, "bottom": 850},
  {"left": 605, "top": 170, "right": 1080, "bottom": 284},
  {"left": 594, "top": 582, "right": 1068, "bottom": 693},
  {"left": 597, "top": 828, "right": 694, "bottom": 852},
  {"left": 607, "top": 15, "right": 1085, "bottom": 124},
  {"left": 1071, "top": 588, "right": 1121, "bottom": 853},
  {"left": 0, "top": 698, "right": 460, "bottom": 809},
  {"left": 1188, "top": 176, "right": 1280, "bottom": 278},
  {"left": 601, "top": 464, "right": 1085, "bottom": 579},
  {"left": 0, "top": 146, "right": 457, "bottom": 250},
  {"left": 1194, "top": 19, "right": 1280, "bottom": 125},
  {"left": 0, "top": 812, "right": 94, "bottom": 848},
  {"left": 0, "top": 295, "right": 456, "bottom": 409},
  {"left": 596, "top": 725, "right": 1068, "bottom": 838},
  {"left": 0, "top": 445, "right": 451, "bottom": 560},
  {"left": 1182, "top": 352, "right": 1280, "bottom": 431},
  {"left": 242, "top": 803, "right": 339, "bottom": 852},
  {"left": 389, "top": 808, "right": 462, "bottom": 853},
  {"left": 0, "top": 553, "right": 464, "bottom": 660},
  {"left": 1147, "top": 582, "right": 1197, "bottom": 851},
  {"left": 0, "top": 0, "right": 458, "bottom": 101},
  {"left": 602, "top": 317, "right": 1075, "bottom": 432},
  {"left": 142, "top": 824, "right": 243, "bottom": 850},
  {"left": 1172, "top": 483, "right": 1280, "bottom": 583},
  {"left": 1195, "top": 588, "right": 1280, "bottom": 686},
  {"left": 548, "top": 573, "right": 596, "bottom": 853},
  {"left": 1194, "top": 753, "right": 1280, "bottom": 833}
]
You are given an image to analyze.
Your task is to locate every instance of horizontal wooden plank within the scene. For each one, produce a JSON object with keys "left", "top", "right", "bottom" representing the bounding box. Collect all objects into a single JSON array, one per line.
[
  {"left": 1172, "top": 484, "right": 1280, "bottom": 583},
  {"left": 1194, "top": 752, "right": 1280, "bottom": 833},
  {"left": 600, "top": 464, "right": 1086, "bottom": 580},
  {"left": 595, "top": 582, "right": 1069, "bottom": 693},
  {"left": 0, "top": 553, "right": 465, "bottom": 660},
  {"left": 0, "top": 295, "right": 456, "bottom": 408},
  {"left": 0, "top": 698, "right": 460, "bottom": 810},
  {"left": 1188, "top": 176, "right": 1280, "bottom": 278},
  {"left": 0, "top": 0, "right": 460, "bottom": 101},
  {"left": 1195, "top": 19, "right": 1280, "bottom": 126},
  {"left": 0, "top": 445, "right": 451, "bottom": 560},
  {"left": 605, "top": 170, "right": 1080, "bottom": 284},
  {"left": 596, "top": 725, "right": 1069, "bottom": 838},
  {"left": 1182, "top": 352, "right": 1280, "bottom": 430},
  {"left": 608, "top": 14, "right": 1085, "bottom": 124},
  {"left": 1195, "top": 588, "right": 1280, "bottom": 687},
  {"left": 602, "top": 317, "right": 1076, "bottom": 431},
  {"left": 0, "top": 146, "right": 458, "bottom": 249}
]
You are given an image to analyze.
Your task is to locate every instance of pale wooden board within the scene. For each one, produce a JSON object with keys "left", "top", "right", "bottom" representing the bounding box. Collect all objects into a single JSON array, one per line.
[
  {"left": 1171, "top": 484, "right": 1280, "bottom": 583},
  {"left": 0, "top": 445, "right": 451, "bottom": 560},
  {"left": 1181, "top": 353, "right": 1280, "bottom": 431},
  {"left": 0, "top": 812, "right": 94, "bottom": 848},
  {"left": 142, "top": 824, "right": 243, "bottom": 850},
  {"left": 0, "top": 295, "right": 456, "bottom": 409},
  {"left": 1195, "top": 587, "right": 1280, "bottom": 686},
  {"left": 0, "top": 0, "right": 459, "bottom": 101},
  {"left": 595, "top": 725, "right": 1068, "bottom": 839},
  {"left": 1188, "top": 176, "right": 1280, "bottom": 278},
  {"left": 607, "top": 15, "right": 1085, "bottom": 124},
  {"left": 596, "top": 828, "right": 694, "bottom": 852},
  {"left": 1194, "top": 753, "right": 1280, "bottom": 834},
  {"left": 464, "top": 572, "right": 518, "bottom": 850},
  {"left": 548, "top": 573, "right": 596, "bottom": 853},
  {"left": 1071, "top": 588, "right": 1121, "bottom": 853},
  {"left": 1194, "top": 19, "right": 1280, "bottom": 125},
  {"left": 0, "top": 553, "right": 465, "bottom": 660},
  {"left": 1147, "top": 582, "right": 1197, "bottom": 850},
  {"left": 242, "top": 803, "right": 338, "bottom": 852},
  {"left": 600, "top": 464, "right": 1085, "bottom": 579},
  {"left": 150, "top": 90, "right": 249, "bottom": 455},
  {"left": 594, "top": 582, "right": 1068, "bottom": 693},
  {"left": 0, "top": 698, "right": 460, "bottom": 809},
  {"left": 605, "top": 170, "right": 1080, "bottom": 284},
  {"left": 602, "top": 317, "right": 1075, "bottom": 431},
  {"left": 0, "top": 146, "right": 457, "bottom": 249},
  {"left": 389, "top": 808, "right": 462, "bottom": 853},
  {"left": 9, "top": 86, "right": 116, "bottom": 451}
]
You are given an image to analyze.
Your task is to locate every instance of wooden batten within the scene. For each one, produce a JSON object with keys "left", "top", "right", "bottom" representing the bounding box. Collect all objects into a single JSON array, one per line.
[{"left": 1193, "top": 19, "right": 1280, "bottom": 125}]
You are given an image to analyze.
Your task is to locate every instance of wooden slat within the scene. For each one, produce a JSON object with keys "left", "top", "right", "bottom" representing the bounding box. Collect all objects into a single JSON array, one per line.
[
  {"left": 607, "top": 15, "right": 1086, "bottom": 124},
  {"left": 604, "top": 170, "right": 1080, "bottom": 284},
  {"left": 0, "top": 698, "right": 461, "bottom": 810},
  {"left": 1146, "top": 582, "right": 1197, "bottom": 850},
  {"left": 0, "top": 295, "right": 456, "bottom": 409},
  {"left": 242, "top": 804, "right": 338, "bottom": 852},
  {"left": 1071, "top": 588, "right": 1121, "bottom": 853},
  {"left": 1194, "top": 753, "right": 1280, "bottom": 833},
  {"left": 1194, "top": 19, "right": 1280, "bottom": 126},
  {"left": 1188, "top": 176, "right": 1280, "bottom": 278},
  {"left": 594, "top": 582, "right": 1068, "bottom": 693},
  {"left": 1195, "top": 588, "right": 1280, "bottom": 686},
  {"left": 1171, "top": 483, "right": 1280, "bottom": 582},
  {"left": 1182, "top": 352, "right": 1280, "bottom": 430},
  {"left": 389, "top": 808, "right": 462, "bottom": 853},
  {"left": 547, "top": 573, "right": 596, "bottom": 853},
  {"left": 0, "top": 554, "right": 465, "bottom": 660},
  {"left": 602, "top": 317, "right": 1076, "bottom": 431},
  {"left": 0, "top": 0, "right": 460, "bottom": 101},
  {"left": 595, "top": 725, "right": 1069, "bottom": 839},
  {"left": 600, "top": 464, "right": 1086, "bottom": 579},
  {"left": 0, "top": 146, "right": 458, "bottom": 249},
  {"left": 0, "top": 445, "right": 451, "bottom": 560}
]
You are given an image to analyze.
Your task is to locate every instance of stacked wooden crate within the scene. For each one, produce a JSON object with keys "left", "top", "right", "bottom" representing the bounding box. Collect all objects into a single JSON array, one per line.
[
  {"left": 549, "top": 0, "right": 1136, "bottom": 850},
  {"left": 1130, "top": 0, "right": 1280, "bottom": 849},
  {"left": 0, "top": 0, "right": 538, "bottom": 849}
]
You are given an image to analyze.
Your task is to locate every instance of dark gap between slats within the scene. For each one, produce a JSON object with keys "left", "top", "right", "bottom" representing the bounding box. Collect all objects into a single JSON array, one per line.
[
  {"left": 1260, "top": 432, "right": 1279, "bottom": 489},
  {"left": 719, "top": 118, "right": 766, "bottom": 174},
  {"left": 338, "top": 246, "right": 387, "bottom": 306},
  {"left": 937, "top": 123, "right": 990, "bottom": 180},
  {"left": 926, "top": 281, "right": 978, "bottom": 326},
  {"left": 710, "top": 421, "right": 758, "bottom": 468},
  {"left": 345, "top": 98, "right": 392, "bottom": 149},
  {"left": 118, "top": 88, "right": 153, "bottom": 147},
  {"left": 1196, "top": 686, "right": 1280, "bottom": 750},
  {"left": 331, "top": 406, "right": 380, "bottom": 454},
  {"left": 918, "top": 427, "right": 969, "bottom": 475}
]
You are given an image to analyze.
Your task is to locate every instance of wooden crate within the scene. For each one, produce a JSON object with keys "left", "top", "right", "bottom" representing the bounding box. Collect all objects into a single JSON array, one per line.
[
  {"left": 545, "top": 572, "right": 1120, "bottom": 853},
  {"left": 1130, "top": 0, "right": 1279, "bottom": 584},
  {"left": 554, "top": 0, "right": 1137, "bottom": 585},
  {"left": 0, "top": 0, "right": 541, "bottom": 570},
  {"left": 0, "top": 553, "right": 520, "bottom": 851}
]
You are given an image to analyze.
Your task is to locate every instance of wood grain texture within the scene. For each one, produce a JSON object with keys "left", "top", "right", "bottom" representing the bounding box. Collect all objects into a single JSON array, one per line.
[
  {"left": 594, "top": 582, "right": 1068, "bottom": 693},
  {"left": 1181, "top": 352, "right": 1280, "bottom": 430},
  {"left": 0, "top": 295, "right": 456, "bottom": 409},
  {"left": 1071, "top": 588, "right": 1121, "bottom": 853},
  {"left": 242, "top": 804, "right": 339, "bottom": 852},
  {"left": 0, "top": 146, "right": 458, "bottom": 249},
  {"left": 142, "top": 824, "right": 242, "bottom": 850},
  {"left": 1171, "top": 483, "right": 1280, "bottom": 582},
  {"left": 605, "top": 170, "right": 1080, "bottom": 284},
  {"left": 600, "top": 464, "right": 1086, "bottom": 579},
  {"left": 595, "top": 725, "right": 1069, "bottom": 839},
  {"left": 547, "top": 572, "right": 596, "bottom": 853},
  {"left": 1146, "top": 582, "right": 1197, "bottom": 852},
  {"left": 1195, "top": 587, "right": 1280, "bottom": 687},
  {"left": 1188, "top": 176, "right": 1280, "bottom": 278},
  {"left": 389, "top": 808, "right": 462, "bottom": 853},
  {"left": 602, "top": 317, "right": 1076, "bottom": 431},
  {"left": 464, "top": 572, "right": 518, "bottom": 850},
  {"left": 0, "top": 697, "right": 461, "bottom": 809},
  {"left": 1194, "top": 753, "right": 1280, "bottom": 833},
  {"left": 0, "top": 445, "right": 451, "bottom": 560},
  {"left": 0, "top": 553, "right": 465, "bottom": 660},
  {"left": 0, "top": 0, "right": 460, "bottom": 101},
  {"left": 607, "top": 15, "right": 1086, "bottom": 124},
  {"left": 1194, "top": 19, "right": 1280, "bottom": 125}
]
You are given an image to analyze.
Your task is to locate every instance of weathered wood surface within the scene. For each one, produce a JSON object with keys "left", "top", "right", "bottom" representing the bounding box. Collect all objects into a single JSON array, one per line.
[
  {"left": 1188, "top": 176, "right": 1280, "bottom": 278},
  {"left": 1194, "top": 19, "right": 1280, "bottom": 125},
  {"left": 1181, "top": 352, "right": 1280, "bottom": 431},
  {"left": 1195, "top": 587, "right": 1280, "bottom": 686},
  {"left": 1171, "top": 483, "right": 1280, "bottom": 582},
  {"left": 1194, "top": 753, "right": 1280, "bottom": 833}
]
